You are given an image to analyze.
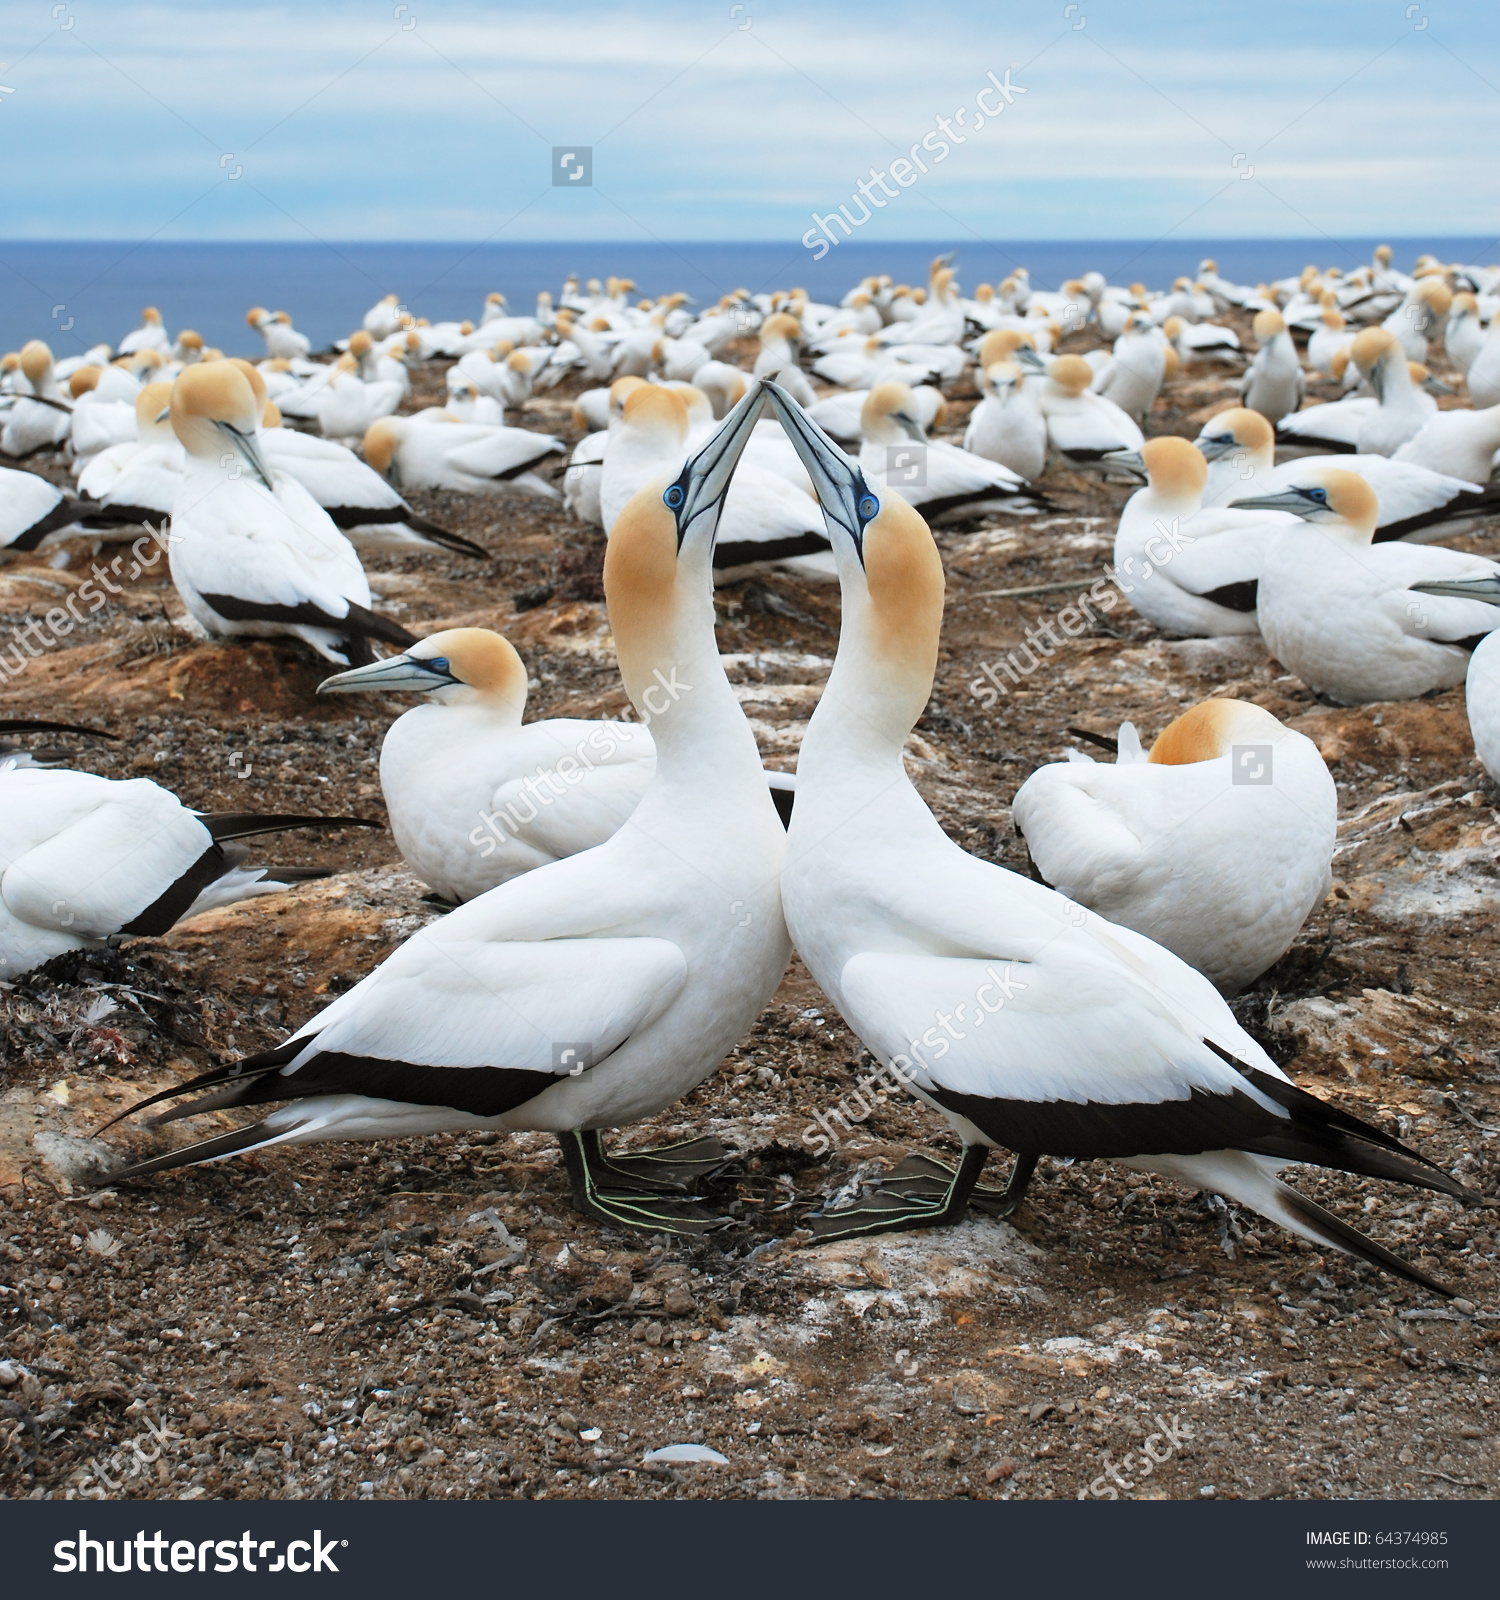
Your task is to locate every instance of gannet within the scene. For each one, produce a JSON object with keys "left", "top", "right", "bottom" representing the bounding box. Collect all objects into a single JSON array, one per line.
[
  {"left": 362, "top": 294, "right": 406, "bottom": 340},
  {"left": 362, "top": 414, "right": 563, "bottom": 499},
  {"left": 857, "top": 382, "right": 1042, "bottom": 521},
  {"left": 1196, "top": 407, "right": 1498, "bottom": 543},
  {"left": 1107, "top": 437, "right": 1293, "bottom": 637},
  {"left": 1162, "top": 314, "right": 1240, "bottom": 364},
  {"left": 167, "top": 363, "right": 414, "bottom": 667},
  {"left": 318, "top": 627, "right": 658, "bottom": 902},
  {"left": 809, "top": 383, "right": 945, "bottom": 444},
  {"left": 247, "top": 307, "right": 312, "bottom": 362},
  {"left": 2, "top": 342, "right": 73, "bottom": 457},
  {"left": 1277, "top": 329, "right": 1434, "bottom": 455},
  {"left": 118, "top": 307, "right": 170, "bottom": 357},
  {"left": 755, "top": 379, "right": 1474, "bottom": 1291},
  {"left": 66, "top": 364, "right": 141, "bottom": 461},
  {"left": 0, "top": 464, "right": 87, "bottom": 554},
  {"left": 103, "top": 386, "right": 794, "bottom": 1238},
  {"left": 0, "top": 766, "right": 374, "bottom": 980},
  {"left": 74, "top": 382, "right": 181, "bottom": 526},
  {"left": 1013, "top": 699, "right": 1336, "bottom": 994},
  {"left": 1394, "top": 400, "right": 1500, "bottom": 481},
  {"left": 1039, "top": 355, "right": 1144, "bottom": 462},
  {"left": 171, "top": 329, "right": 205, "bottom": 366},
  {"left": 1383, "top": 277, "right": 1452, "bottom": 363},
  {"left": 752, "top": 313, "right": 816, "bottom": 406},
  {"left": 1240, "top": 310, "right": 1303, "bottom": 424},
  {"left": 1233, "top": 468, "right": 1500, "bottom": 704},
  {"left": 1463, "top": 308, "right": 1500, "bottom": 409},
  {"left": 962, "top": 363, "right": 1046, "bottom": 480},
  {"left": 1090, "top": 315, "right": 1167, "bottom": 423},
  {"left": 1306, "top": 305, "right": 1354, "bottom": 376},
  {"left": 1467, "top": 630, "right": 1500, "bottom": 781}
]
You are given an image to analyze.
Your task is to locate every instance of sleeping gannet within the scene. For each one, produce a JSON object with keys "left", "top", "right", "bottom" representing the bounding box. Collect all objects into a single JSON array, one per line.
[
  {"left": 754, "top": 378, "right": 1474, "bottom": 1293},
  {"left": 1, "top": 464, "right": 87, "bottom": 553},
  {"left": 1196, "top": 407, "right": 1498, "bottom": 543},
  {"left": 167, "top": 362, "right": 416, "bottom": 667},
  {"left": 1039, "top": 355, "right": 1144, "bottom": 462},
  {"left": 1233, "top": 468, "right": 1500, "bottom": 704},
  {"left": 0, "top": 766, "right": 374, "bottom": 980},
  {"left": 361, "top": 414, "right": 563, "bottom": 498},
  {"left": 67, "top": 365, "right": 141, "bottom": 461},
  {"left": 1240, "top": 310, "right": 1303, "bottom": 424},
  {"left": 102, "top": 385, "right": 793, "bottom": 1238},
  {"left": 73, "top": 382, "right": 181, "bottom": 527},
  {"left": 1012, "top": 699, "right": 1336, "bottom": 994},
  {"left": 1106, "top": 436, "right": 1294, "bottom": 636}
]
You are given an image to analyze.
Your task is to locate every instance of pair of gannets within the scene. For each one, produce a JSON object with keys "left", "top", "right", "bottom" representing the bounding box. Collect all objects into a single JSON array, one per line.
[
  {"left": 106, "top": 385, "right": 794, "bottom": 1234},
  {"left": 0, "top": 760, "right": 374, "bottom": 980},
  {"left": 1013, "top": 700, "right": 1336, "bottom": 994},
  {"left": 166, "top": 363, "right": 416, "bottom": 666}
]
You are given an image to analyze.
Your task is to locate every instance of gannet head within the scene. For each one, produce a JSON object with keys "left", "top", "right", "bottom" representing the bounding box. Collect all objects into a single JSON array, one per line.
[
  {"left": 1414, "top": 278, "right": 1453, "bottom": 319},
  {"left": 349, "top": 330, "right": 373, "bottom": 357},
  {"left": 1351, "top": 326, "right": 1400, "bottom": 393},
  {"left": 985, "top": 361, "right": 1022, "bottom": 398},
  {"left": 1375, "top": 244, "right": 1392, "bottom": 266},
  {"left": 861, "top": 382, "right": 927, "bottom": 446},
  {"left": 1329, "top": 348, "right": 1350, "bottom": 382},
  {"left": 19, "top": 341, "right": 53, "bottom": 385},
  {"left": 978, "top": 328, "right": 1045, "bottom": 373},
  {"left": 619, "top": 383, "right": 690, "bottom": 453},
  {"left": 169, "top": 361, "right": 273, "bottom": 488},
  {"left": 605, "top": 381, "right": 766, "bottom": 711},
  {"left": 1103, "top": 434, "right": 1206, "bottom": 496},
  {"left": 136, "top": 380, "right": 175, "bottom": 435},
  {"left": 760, "top": 312, "right": 802, "bottom": 349},
  {"left": 1252, "top": 309, "right": 1286, "bottom": 344},
  {"left": 1045, "top": 355, "right": 1093, "bottom": 397},
  {"left": 608, "top": 375, "right": 648, "bottom": 421},
  {"left": 1452, "top": 291, "right": 1479, "bottom": 318},
  {"left": 664, "top": 382, "right": 713, "bottom": 434},
  {"left": 1195, "top": 406, "right": 1273, "bottom": 464},
  {"left": 68, "top": 365, "right": 102, "bottom": 399},
  {"left": 1162, "top": 316, "right": 1184, "bottom": 341},
  {"left": 262, "top": 399, "right": 283, "bottom": 428},
  {"left": 1229, "top": 466, "right": 1378, "bottom": 539},
  {"left": 1148, "top": 698, "right": 1287, "bottom": 765},
  {"left": 221, "top": 356, "right": 271, "bottom": 424},
  {"left": 362, "top": 416, "right": 403, "bottom": 479},
  {"left": 246, "top": 306, "right": 269, "bottom": 328},
  {"left": 762, "top": 379, "right": 942, "bottom": 729},
  {"left": 178, "top": 329, "right": 203, "bottom": 350},
  {"left": 318, "top": 626, "right": 528, "bottom": 716}
]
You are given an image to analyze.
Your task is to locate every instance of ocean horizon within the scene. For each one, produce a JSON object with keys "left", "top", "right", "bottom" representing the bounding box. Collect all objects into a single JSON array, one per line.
[{"left": 2, "top": 237, "right": 1494, "bottom": 361}]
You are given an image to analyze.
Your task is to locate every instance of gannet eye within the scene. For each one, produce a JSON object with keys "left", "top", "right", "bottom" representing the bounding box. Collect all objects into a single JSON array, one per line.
[
  {"left": 1305, "top": 488, "right": 1328, "bottom": 504},
  {"left": 426, "top": 657, "right": 450, "bottom": 675},
  {"left": 663, "top": 484, "right": 685, "bottom": 509},
  {"left": 858, "top": 494, "right": 879, "bottom": 521}
]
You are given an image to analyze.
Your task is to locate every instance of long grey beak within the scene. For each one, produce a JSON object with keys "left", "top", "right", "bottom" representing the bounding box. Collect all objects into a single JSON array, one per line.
[
  {"left": 1102, "top": 448, "right": 1148, "bottom": 481},
  {"left": 1409, "top": 575, "right": 1500, "bottom": 605},
  {"left": 1228, "top": 488, "right": 1318, "bottom": 516},
  {"left": 317, "top": 653, "right": 458, "bottom": 694},
  {"left": 896, "top": 412, "right": 927, "bottom": 443},
  {"left": 666, "top": 377, "right": 766, "bottom": 548},
  {"left": 1015, "top": 346, "right": 1048, "bottom": 373},
  {"left": 1194, "top": 434, "right": 1240, "bottom": 462},
  {"left": 762, "top": 379, "right": 871, "bottom": 553},
  {"left": 1423, "top": 375, "right": 1458, "bottom": 396},
  {"left": 216, "top": 421, "right": 274, "bottom": 492}
]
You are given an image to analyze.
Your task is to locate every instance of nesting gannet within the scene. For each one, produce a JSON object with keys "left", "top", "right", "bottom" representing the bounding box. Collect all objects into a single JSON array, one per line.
[
  {"left": 73, "top": 382, "right": 181, "bottom": 526},
  {"left": 1383, "top": 277, "right": 1452, "bottom": 363},
  {"left": 1240, "top": 310, "right": 1304, "bottom": 424},
  {"left": 857, "top": 382, "right": 1042, "bottom": 521},
  {"left": 963, "top": 363, "right": 1046, "bottom": 480},
  {"left": 809, "top": 383, "right": 946, "bottom": 445},
  {"left": 1394, "top": 400, "right": 1500, "bottom": 482},
  {"left": 1, "top": 465, "right": 87, "bottom": 553},
  {"left": 361, "top": 414, "right": 563, "bottom": 498},
  {"left": 1233, "top": 468, "right": 1500, "bottom": 704},
  {"left": 1306, "top": 304, "right": 1354, "bottom": 376},
  {"left": 0, "top": 766, "right": 374, "bottom": 980},
  {"left": 1196, "top": 407, "right": 1497, "bottom": 543},
  {"left": 66, "top": 364, "right": 141, "bottom": 461},
  {"left": 117, "top": 307, "right": 170, "bottom": 357},
  {"left": 752, "top": 313, "right": 816, "bottom": 406},
  {"left": 1277, "top": 329, "right": 1434, "bottom": 455},
  {"left": 1090, "top": 315, "right": 1167, "bottom": 422},
  {"left": 1012, "top": 700, "right": 1336, "bottom": 994},
  {"left": 754, "top": 380, "right": 1473, "bottom": 1290},
  {"left": 2, "top": 342, "right": 73, "bottom": 457},
  {"left": 1039, "top": 355, "right": 1144, "bottom": 462},
  {"left": 1467, "top": 630, "right": 1500, "bottom": 781},
  {"left": 167, "top": 363, "right": 414, "bottom": 666},
  {"left": 1463, "top": 308, "right": 1500, "bottom": 408},
  {"left": 318, "top": 627, "right": 657, "bottom": 902},
  {"left": 103, "top": 386, "right": 793, "bottom": 1238},
  {"left": 1106, "top": 437, "right": 1294, "bottom": 636}
]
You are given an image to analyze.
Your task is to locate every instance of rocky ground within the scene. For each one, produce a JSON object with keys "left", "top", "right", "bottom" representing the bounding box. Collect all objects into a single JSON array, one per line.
[{"left": 2, "top": 321, "right": 1499, "bottom": 1504}]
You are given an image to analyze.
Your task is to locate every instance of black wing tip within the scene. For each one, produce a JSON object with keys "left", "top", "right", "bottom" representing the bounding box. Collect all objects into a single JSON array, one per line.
[
  {"left": 97, "top": 1121, "right": 282, "bottom": 1186},
  {"left": 1278, "top": 1185, "right": 1458, "bottom": 1299},
  {"left": 201, "top": 812, "right": 382, "bottom": 842},
  {"left": 1066, "top": 726, "right": 1119, "bottom": 755},
  {"left": 0, "top": 719, "right": 119, "bottom": 741}
]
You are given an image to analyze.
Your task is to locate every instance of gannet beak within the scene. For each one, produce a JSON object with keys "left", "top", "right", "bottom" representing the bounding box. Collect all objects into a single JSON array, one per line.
[
  {"left": 895, "top": 411, "right": 927, "bottom": 443},
  {"left": 1015, "top": 346, "right": 1048, "bottom": 373},
  {"left": 154, "top": 407, "right": 170, "bottom": 424},
  {"left": 762, "top": 379, "right": 877, "bottom": 558},
  {"left": 1423, "top": 375, "right": 1458, "bottom": 396},
  {"left": 1101, "top": 448, "right": 1148, "bottom": 482},
  {"left": 317, "top": 652, "right": 459, "bottom": 695},
  {"left": 664, "top": 377, "right": 766, "bottom": 549},
  {"left": 1194, "top": 433, "right": 1237, "bottom": 462},
  {"left": 1228, "top": 487, "right": 1323, "bottom": 518},
  {"left": 215, "top": 421, "right": 274, "bottom": 492}
]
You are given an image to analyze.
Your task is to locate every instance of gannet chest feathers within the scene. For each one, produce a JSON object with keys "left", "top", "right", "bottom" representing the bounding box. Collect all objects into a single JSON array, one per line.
[
  {"left": 107, "top": 384, "right": 792, "bottom": 1241},
  {"left": 166, "top": 362, "right": 414, "bottom": 667},
  {"left": 1235, "top": 467, "right": 1500, "bottom": 704},
  {"left": 318, "top": 625, "right": 657, "bottom": 903},
  {"left": 1013, "top": 698, "right": 1337, "bottom": 994},
  {"left": 758, "top": 378, "right": 1473, "bottom": 1294}
]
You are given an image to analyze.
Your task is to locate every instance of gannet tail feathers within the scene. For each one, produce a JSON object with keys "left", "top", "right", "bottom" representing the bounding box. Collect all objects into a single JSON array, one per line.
[
  {"left": 1066, "top": 725, "right": 1119, "bottom": 755},
  {"left": 98, "top": 1117, "right": 306, "bottom": 1184},
  {"left": 0, "top": 719, "right": 119, "bottom": 740},
  {"left": 324, "top": 503, "right": 491, "bottom": 561},
  {"left": 1270, "top": 1181, "right": 1457, "bottom": 1299},
  {"left": 199, "top": 811, "right": 381, "bottom": 843},
  {"left": 197, "top": 592, "right": 419, "bottom": 663}
]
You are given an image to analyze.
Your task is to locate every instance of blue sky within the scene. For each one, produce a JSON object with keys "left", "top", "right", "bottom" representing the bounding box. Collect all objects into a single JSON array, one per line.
[{"left": 2, "top": 0, "right": 1497, "bottom": 245}]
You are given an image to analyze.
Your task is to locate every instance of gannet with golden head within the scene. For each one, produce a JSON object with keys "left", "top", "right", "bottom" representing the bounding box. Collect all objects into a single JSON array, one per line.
[
  {"left": 73, "top": 381, "right": 181, "bottom": 525},
  {"left": 1091, "top": 314, "right": 1167, "bottom": 424},
  {"left": 166, "top": 362, "right": 414, "bottom": 666},
  {"left": 102, "top": 385, "right": 792, "bottom": 1238},
  {"left": 1240, "top": 309, "right": 1303, "bottom": 424},
  {"left": 1012, "top": 699, "right": 1336, "bottom": 994},
  {"left": 246, "top": 306, "right": 312, "bottom": 361},
  {"left": 756, "top": 377, "right": 1475, "bottom": 1294},
  {"left": 1039, "top": 354, "right": 1144, "bottom": 461},
  {"left": 1277, "top": 328, "right": 1434, "bottom": 455},
  {"left": 962, "top": 362, "right": 1046, "bottom": 481},
  {"left": 317, "top": 627, "right": 658, "bottom": 902},
  {"left": 361, "top": 412, "right": 564, "bottom": 497},
  {"left": 1195, "top": 406, "right": 1499, "bottom": 543},
  {"left": 1234, "top": 467, "right": 1500, "bottom": 703},
  {"left": 117, "top": 306, "right": 170, "bottom": 357},
  {"left": 1, "top": 342, "right": 73, "bottom": 457}
]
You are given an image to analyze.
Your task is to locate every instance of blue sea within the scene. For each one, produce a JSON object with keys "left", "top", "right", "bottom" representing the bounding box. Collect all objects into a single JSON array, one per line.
[{"left": 1, "top": 238, "right": 1494, "bottom": 361}]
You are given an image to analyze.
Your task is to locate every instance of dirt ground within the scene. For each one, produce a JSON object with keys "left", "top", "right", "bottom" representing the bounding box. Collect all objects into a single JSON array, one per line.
[{"left": 2, "top": 315, "right": 1499, "bottom": 1504}]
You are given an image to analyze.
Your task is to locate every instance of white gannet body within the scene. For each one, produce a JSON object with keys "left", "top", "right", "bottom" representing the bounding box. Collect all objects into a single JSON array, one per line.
[
  {"left": 1277, "top": 329, "right": 1434, "bottom": 456},
  {"left": 0, "top": 464, "right": 85, "bottom": 554},
  {"left": 65, "top": 363, "right": 142, "bottom": 460},
  {"left": 1107, "top": 436, "right": 1294, "bottom": 637},
  {"left": 0, "top": 766, "right": 371, "bottom": 980},
  {"left": 1012, "top": 699, "right": 1336, "bottom": 994},
  {"left": 1235, "top": 467, "right": 1500, "bottom": 704},
  {"left": 1240, "top": 310, "right": 1304, "bottom": 424},
  {"left": 318, "top": 628, "right": 657, "bottom": 902},
  {"left": 1040, "top": 356, "right": 1144, "bottom": 461},
  {"left": 104, "top": 386, "right": 794, "bottom": 1242},
  {"left": 1462, "top": 310, "right": 1500, "bottom": 409},
  {"left": 754, "top": 377, "right": 1472, "bottom": 1290},
  {"left": 1091, "top": 315, "right": 1167, "bottom": 423},
  {"left": 75, "top": 382, "right": 182, "bottom": 525},
  {"left": 117, "top": 306, "right": 170, "bottom": 357},
  {"left": 361, "top": 414, "right": 563, "bottom": 498},
  {"left": 247, "top": 307, "right": 312, "bottom": 361},
  {"left": 963, "top": 363, "right": 1046, "bottom": 481},
  {"left": 1467, "top": 630, "right": 1500, "bottom": 781},
  {"left": 166, "top": 362, "right": 412, "bottom": 667},
  {"left": 2, "top": 342, "right": 73, "bottom": 457},
  {"left": 1393, "top": 400, "right": 1500, "bottom": 482}
]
